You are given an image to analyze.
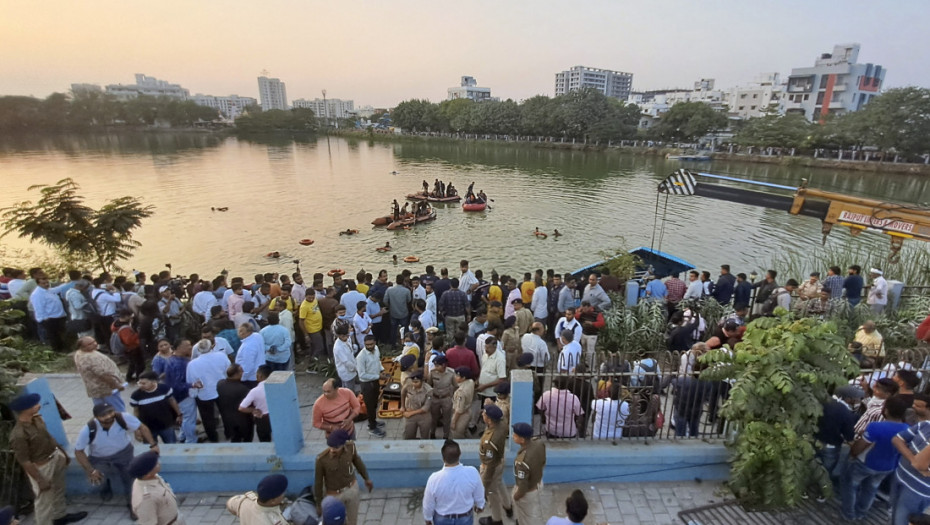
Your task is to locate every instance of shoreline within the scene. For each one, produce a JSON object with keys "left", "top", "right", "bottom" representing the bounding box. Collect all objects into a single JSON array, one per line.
[{"left": 328, "top": 129, "right": 930, "bottom": 176}]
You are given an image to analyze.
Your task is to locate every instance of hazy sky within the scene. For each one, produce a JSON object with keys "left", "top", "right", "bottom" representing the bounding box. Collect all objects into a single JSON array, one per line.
[{"left": 2, "top": 0, "right": 929, "bottom": 108}]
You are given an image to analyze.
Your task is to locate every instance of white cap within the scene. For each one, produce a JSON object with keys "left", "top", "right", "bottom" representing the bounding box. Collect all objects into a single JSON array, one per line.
[{"left": 869, "top": 268, "right": 883, "bottom": 276}]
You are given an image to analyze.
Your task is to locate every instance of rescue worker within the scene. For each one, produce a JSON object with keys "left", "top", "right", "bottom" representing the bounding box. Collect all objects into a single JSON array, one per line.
[
  {"left": 478, "top": 405, "right": 513, "bottom": 525},
  {"left": 511, "top": 422, "right": 546, "bottom": 525},
  {"left": 129, "top": 451, "right": 183, "bottom": 525},
  {"left": 314, "top": 429, "right": 374, "bottom": 525},
  {"left": 427, "top": 356, "right": 457, "bottom": 439},
  {"left": 226, "top": 474, "right": 289, "bottom": 524}
]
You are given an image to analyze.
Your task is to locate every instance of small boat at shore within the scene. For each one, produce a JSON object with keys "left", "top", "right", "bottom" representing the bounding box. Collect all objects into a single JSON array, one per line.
[
  {"left": 406, "top": 192, "right": 461, "bottom": 203},
  {"left": 666, "top": 154, "right": 712, "bottom": 161},
  {"left": 386, "top": 210, "right": 437, "bottom": 230},
  {"left": 462, "top": 201, "right": 487, "bottom": 212},
  {"left": 571, "top": 247, "right": 695, "bottom": 280}
]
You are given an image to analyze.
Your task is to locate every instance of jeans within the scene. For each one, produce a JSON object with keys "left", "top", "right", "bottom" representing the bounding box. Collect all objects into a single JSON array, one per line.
[
  {"left": 93, "top": 393, "right": 125, "bottom": 412},
  {"left": 816, "top": 445, "right": 841, "bottom": 481},
  {"left": 432, "top": 512, "right": 473, "bottom": 525},
  {"left": 89, "top": 443, "right": 134, "bottom": 498},
  {"left": 154, "top": 427, "right": 177, "bottom": 444},
  {"left": 266, "top": 360, "right": 289, "bottom": 372},
  {"left": 360, "top": 380, "right": 380, "bottom": 430},
  {"left": 178, "top": 396, "right": 198, "bottom": 443},
  {"left": 389, "top": 315, "right": 409, "bottom": 346},
  {"left": 674, "top": 412, "right": 701, "bottom": 438},
  {"left": 892, "top": 477, "right": 930, "bottom": 525},
  {"left": 840, "top": 460, "right": 891, "bottom": 519}
]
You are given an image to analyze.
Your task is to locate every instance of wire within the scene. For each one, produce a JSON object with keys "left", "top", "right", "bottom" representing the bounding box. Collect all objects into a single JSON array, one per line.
[
  {"left": 650, "top": 191, "right": 661, "bottom": 252},
  {"left": 551, "top": 460, "right": 729, "bottom": 485},
  {"left": 657, "top": 194, "right": 670, "bottom": 253}
]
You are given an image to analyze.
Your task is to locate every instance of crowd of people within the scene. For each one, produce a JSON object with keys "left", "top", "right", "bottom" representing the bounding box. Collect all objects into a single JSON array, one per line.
[{"left": 4, "top": 256, "right": 930, "bottom": 524}]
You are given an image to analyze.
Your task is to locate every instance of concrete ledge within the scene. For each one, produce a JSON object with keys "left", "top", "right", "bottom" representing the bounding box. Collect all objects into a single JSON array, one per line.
[{"left": 66, "top": 439, "right": 729, "bottom": 494}]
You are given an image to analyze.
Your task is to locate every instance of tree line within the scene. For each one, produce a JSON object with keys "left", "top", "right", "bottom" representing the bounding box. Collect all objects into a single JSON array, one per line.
[{"left": 0, "top": 91, "right": 219, "bottom": 132}]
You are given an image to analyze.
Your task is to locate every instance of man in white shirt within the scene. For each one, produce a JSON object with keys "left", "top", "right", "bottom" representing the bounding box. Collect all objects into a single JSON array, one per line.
[
  {"left": 192, "top": 281, "right": 219, "bottom": 321},
  {"left": 425, "top": 281, "right": 438, "bottom": 321},
  {"left": 193, "top": 325, "right": 234, "bottom": 359},
  {"left": 521, "top": 322, "right": 550, "bottom": 370},
  {"left": 477, "top": 336, "right": 507, "bottom": 402},
  {"left": 553, "top": 308, "right": 582, "bottom": 350},
  {"left": 30, "top": 274, "right": 69, "bottom": 351},
  {"left": 238, "top": 365, "right": 272, "bottom": 442},
  {"left": 422, "top": 440, "right": 485, "bottom": 525},
  {"left": 187, "top": 341, "right": 231, "bottom": 442},
  {"left": 504, "top": 279, "right": 522, "bottom": 319},
  {"left": 459, "top": 260, "right": 478, "bottom": 300},
  {"left": 868, "top": 268, "right": 888, "bottom": 315},
  {"left": 235, "top": 323, "right": 266, "bottom": 386},
  {"left": 530, "top": 284, "right": 548, "bottom": 326},
  {"left": 290, "top": 273, "right": 307, "bottom": 305},
  {"left": 683, "top": 270, "right": 704, "bottom": 301},
  {"left": 356, "top": 335, "right": 387, "bottom": 438},
  {"left": 352, "top": 302, "right": 373, "bottom": 350},
  {"left": 340, "top": 281, "right": 367, "bottom": 317},
  {"left": 412, "top": 276, "right": 427, "bottom": 302},
  {"left": 333, "top": 325, "right": 358, "bottom": 393},
  {"left": 416, "top": 299, "right": 436, "bottom": 331},
  {"left": 557, "top": 331, "right": 582, "bottom": 373}
]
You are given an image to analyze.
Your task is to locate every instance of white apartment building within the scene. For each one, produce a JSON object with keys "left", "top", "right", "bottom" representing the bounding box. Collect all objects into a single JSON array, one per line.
[
  {"left": 783, "top": 43, "right": 885, "bottom": 121},
  {"left": 554, "top": 66, "right": 633, "bottom": 100},
  {"left": 105, "top": 74, "right": 190, "bottom": 100},
  {"left": 291, "top": 98, "right": 355, "bottom": 119},
  {"left": 191, "top": 94, "right": 257, "bottom": 119},
  {"left": 447, "top": 76, "right": 496, "bottom": 102},
  {"left": 257, "top": 76, "right": 288, "bottom": 111},
  {"left": 727, "top": 73, "right": 784, "bottom": 119},
  {"left": 628, "top": 79, "right": 726, "bottom": 128}
]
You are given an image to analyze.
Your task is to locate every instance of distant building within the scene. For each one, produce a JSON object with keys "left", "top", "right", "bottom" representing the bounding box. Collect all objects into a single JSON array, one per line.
[
  {"left": 628, "top": 79, "right": 726, "bottom": 128},
  {"left": 70, "top": 83, "right": 103, "bottom": 96},
  {"left": 190, "top": 94, "right": 257, "bottom": 119},
  {"left": 783, "top": 43, "right": 885, "bottom": 121},
  {"left": 727, "top": 73, "right": 784, "bottom": 120},
  {"left": 105, "top": 74, "right": 190, "bottom": 100},
  {"left": 447, "top": 76, "right": 497, "bottom": 102},
  {"left": 291, "top": 98, "right": 355, "bottom": 119},
  {"left": 354, "top": 105, "right": 377, "bottom": 118},
  {"left": 257, "top": 76, "right": 288, "bottom": 111},
  {"left": 554, "top": 66, "right": 633, "bottom": 100}
]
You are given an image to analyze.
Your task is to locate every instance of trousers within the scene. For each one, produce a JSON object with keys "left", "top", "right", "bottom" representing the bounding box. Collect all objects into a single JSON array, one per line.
[
  {"left": 178, "top": 396, "right": 198, "bottom": 443},
  {"left": 512, "top": 486, "right": 541, "bottom": 525},
  {"left": 360, "top": 380, "right": 381, "bottom": 429},
  {"left": 90, "top": 443, "right": 134, "bottom": 499},
  {"left": 331, "top": 481, "right": 360, "bottom": 525},
  {"left": 28, "top": 449, "right": 68, "bottom": 525},
  {"left": 196, "top": 397, "right": 221, "bottom": 442},
  {"left": 482, "top": 462, "right": 512, "bottom": 521},
  {"left": 404, "top": 412, "right": 431, "bottom": 439},
  {"left": 430, "top": 396, "right": 453, "bottom": 439}
]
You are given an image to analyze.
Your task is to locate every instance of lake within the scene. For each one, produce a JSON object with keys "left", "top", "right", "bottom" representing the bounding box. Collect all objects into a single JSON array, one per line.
[{"left": 1, "top": 133, "right": 926, "bottom": 281}]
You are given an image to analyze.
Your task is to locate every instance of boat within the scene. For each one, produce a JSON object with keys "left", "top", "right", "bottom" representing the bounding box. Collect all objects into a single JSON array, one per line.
[
  {"left": 298, "top": 239, "right": 314, "bottom": 246},
  {"left": 371, "top": 214, "right": 412, "bottom": 226},
  {"left": 462, "top": 201, "right": 487, "bottom": 212},
  {"left": 571, "top": 247, "right": 695, "bottom": 280},
  {"left": 406, "top": 192, "right": 462, "bottom": 203},
  {"left": 666, "top": 154, "right": 712, "bottom": 161},
  {"left": 386, "top": 210, "right": 437, "bottom": 230}
]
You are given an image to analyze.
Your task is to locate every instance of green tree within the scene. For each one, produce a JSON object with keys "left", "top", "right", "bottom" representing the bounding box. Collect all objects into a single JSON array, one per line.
[
  {"left": 844, "top": 87, "right": 930, "bottom": 156},
  {"left": 0, "top": 178, "right": 154, "bottom": 272},
  {"left": 556, "top": 87, "right": 612, "bottom": 139},
  {"left": 519, "top": 95, "right": 562, "bottom": 136},
  {"left": 701, "top": 313, "right": 858, "bottom": 509},
  {"left": 652, "top": 101, "right": 728, "bottom": 142},
  {"left": 734, "top": 112, "right": 812, "bottom": 149},
  {"left": 587, "top": 99, "right": 641, "bottom": 142},
  {"left": 438, "top": 98, "right": 474, "bottom": 132},
  {"left": 392, "top": 99, "right": 442, "bottom": 132}
]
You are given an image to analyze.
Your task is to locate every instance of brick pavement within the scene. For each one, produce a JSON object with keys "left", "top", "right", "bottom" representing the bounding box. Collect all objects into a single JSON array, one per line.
[{"left": 17, "top": 480, "right": 728, "bottom": 525}]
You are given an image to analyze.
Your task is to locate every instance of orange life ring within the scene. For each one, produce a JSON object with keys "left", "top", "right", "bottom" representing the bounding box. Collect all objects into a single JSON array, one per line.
[
  {"left": 376, "top": 247, "right": 391, "bottom": 252},
  {"left": 403, "top": 256, "right": 420, "bottom": 263},
  {"left": 327, "top": 269, "right": 345, "bottom": 277},
  {"left": 299, "top": 239, "right": 314, "bottom": 246},
  {"left": 534, "top": 232, "right": 548, "bottom": 238}
]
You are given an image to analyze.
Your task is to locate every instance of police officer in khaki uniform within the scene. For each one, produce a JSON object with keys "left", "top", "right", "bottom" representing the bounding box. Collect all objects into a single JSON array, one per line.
[
  {"left": 511, "top": 422, "right": 546, "bottom": 525},
  {"left": 129, "top": 451, "right": 184, "bottom": 525},
  {"left": 427, "top": 356, "right": 457, "bottom": 439},
  {"left": 487, "top": 382, "right": 511, "bottom": 429},
  {"left": 451, "top": 367, "right": 475, "bottom": 439},
  {"left": 8, "top": 393, "right": 87, "bottom": 525},
  {"left": 226, "top": 474, "right": 289, "bottom": 524},
  {"left": 402, "top": 370, "right": 432, "bottom": 439},
  {"left": 314, "top": 429, "right": 374, "bottom": 525},
  {"left": 478, "top": 405, "right": 513, "bottom": 525}
]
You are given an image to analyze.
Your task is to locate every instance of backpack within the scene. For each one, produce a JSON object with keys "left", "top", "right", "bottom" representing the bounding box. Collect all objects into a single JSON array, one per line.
[
  {"left": 86, "top": 413, "right": 128, "bottom": 444},
  {"left": 638, "top": 359, "right": 659, "bottom": 389},
  {"left": 282, "top": 485, "right": 319, "bottom": 525},
  {"left": 622, "top": 391, "right": 661, "bottom": 438},
  {"left": 109, "top": 324, "right": 134, "bottom": 357},
  {"left": 761, "top": 289, "right": 789, "bottom": 316}
]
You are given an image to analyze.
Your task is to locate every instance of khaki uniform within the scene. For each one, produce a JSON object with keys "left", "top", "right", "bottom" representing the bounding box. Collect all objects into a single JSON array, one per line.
[
  {"left": 132, "top": 475, "right": 185, "bottom": 525},
  {"left": 495, "top": 397, "right": 511, "bottom": 429},
  {"left": 226, "top": 491, "right": 288, "bottom": 524},
  {"left": 451, "top": 379, "right": 475, "bottom": 439},
  {"left": 10, "top": 416, "right": 67, "bottom": 525},
  {"left": 314, "top": 442, "right": 370, "bottom": 525},
  {"left": 428, "top": 369, "right": 457, "bottom": 439},
  {"left": 402, "top": 383, "right": 433, "bottom": 439},
  {"left": 479, "top": 424, "right": 512, "bottom": 522},
  {"left": 512, "top": 439, "right": 546, "bottom": 525},
  {"left": 501, "top": 328, "right": 522, "bottom": 372}
]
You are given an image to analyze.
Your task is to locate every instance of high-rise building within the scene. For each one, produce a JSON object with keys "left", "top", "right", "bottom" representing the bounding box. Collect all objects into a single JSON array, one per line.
[
  {"left": 291, "top": 98, "right": 355, "bottom": 119},
  {"left": 257, "top": 76, "right": 288, "bottom": 111},
  {"left": 554, "top": 66, "right": 633, "bottom": 100},
  {"left": 447, "top": 76, "right": 496, "bottom": 102},
  {"left": 191, "top": 94, "right": 257, "bottom": 119},
  {"left": 105, "top": 74, "right": 189, "bottom": 100},
  {"left": 783, "top": 44, "right": 885, "bottom": 121}
]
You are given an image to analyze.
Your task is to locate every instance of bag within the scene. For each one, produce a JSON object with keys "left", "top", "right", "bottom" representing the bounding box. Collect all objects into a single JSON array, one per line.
[
  {"left": 622, "top": 392, "right": 661, "bottom": 438},
  {"left": 109, "top": 324, "right": 133, "bottom": 357},
  {"left": 283, "top": 485, "right": 318, "bottom": 525},
  {"left": 761, "top": 290, "right": 789, "bottom": 316},
  {"left": 66, "top": 318, "right": 93, "bottom": 334},
  {"left": 87, "top": 413, "right": 128, "bottom": 444}
]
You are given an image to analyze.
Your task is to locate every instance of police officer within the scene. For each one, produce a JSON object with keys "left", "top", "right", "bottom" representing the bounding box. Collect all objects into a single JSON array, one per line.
[
  {"left": 427, "top": 356, "right": 457, "bottom": 439},
  {"left": 8, "top": 393, "right": 87, "bottom": 525},
  {"left": 402, "top": 370, "right": 433, "bottom": 439},
  {"left": 488, "top": 382, "right": 511, "bottom": 428},
  {"left": 226, "top": 474, "right": 289, "bottom": 524},
  {"left": 128, "top": 451, "right": 184, "bottom": 525},
  {"left": 314, "top": 429, "right": 374, "bottom": 525},
  {"left": 478, "top": 405, "right": 512, "bottom": 525},
  {"left": 451, "top": 367, "right": 475, "bottom": 439},
  {"left": 512, "top": 422, "right": 546, "bottom": 525}
]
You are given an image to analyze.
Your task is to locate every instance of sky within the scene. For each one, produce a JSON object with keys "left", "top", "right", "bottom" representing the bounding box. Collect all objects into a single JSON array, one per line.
[{"left": 2, "top": 0, "right": 929, "bottom": 109}]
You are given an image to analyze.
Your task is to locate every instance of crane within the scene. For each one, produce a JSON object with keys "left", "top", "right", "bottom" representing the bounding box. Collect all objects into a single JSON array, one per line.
[{"left": 657, "top": 169, "right": 930, "bottom": 262}]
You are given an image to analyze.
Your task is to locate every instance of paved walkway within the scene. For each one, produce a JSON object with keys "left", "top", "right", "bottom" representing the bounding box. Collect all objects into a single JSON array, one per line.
[{"left": 17, "top": 480, "right": 727, "bottom": 525}]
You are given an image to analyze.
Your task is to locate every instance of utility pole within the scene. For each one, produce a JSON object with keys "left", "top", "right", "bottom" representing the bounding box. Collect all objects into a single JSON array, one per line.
[{"left": 321, "top": 89, "right": 328, "bottom": 128}]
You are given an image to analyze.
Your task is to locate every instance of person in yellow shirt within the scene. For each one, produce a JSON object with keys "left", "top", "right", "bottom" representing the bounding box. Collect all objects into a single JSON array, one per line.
[
  {"left": 300, "top": 294, "right": 325, "bottom": 364},
  {"left": 854, "top": 320, "right": 885, "bottom": 363},
  {"left": 268, "top": 284, "right": 297, "bottom": 313},
  {"left": 520, "top": 273, "right": 536, "bottom": 304},
  {"left": 356, "top": 270, "right": 370, "bottom": 297}
]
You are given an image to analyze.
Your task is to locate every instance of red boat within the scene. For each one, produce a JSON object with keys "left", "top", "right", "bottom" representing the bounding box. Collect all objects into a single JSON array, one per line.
[
  {"left": 386, "top": 210, "right": 437, "bottom": 230},
  {"left": 462, "top": 201, "right": 487, "bottom": 212},
  {"left": 406, "top": 192, "right": 462, "bottom": 203}
]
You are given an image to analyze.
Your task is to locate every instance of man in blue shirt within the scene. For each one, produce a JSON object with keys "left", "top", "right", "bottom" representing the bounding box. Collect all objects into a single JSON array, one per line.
[
  {"left": 892, "top": 412, "right": 930, "bottom": 525},
  {"left": 30, "top": 274, "right": 69, "bottom": 351},
  {"left": 164, "top": 340, "right": 197, "bottom": 443},
  {"left": 644, "top": 275, "right": 667, "bottom": 302},
  {"left": 260, "top": 312, "right": 292, "bottom": 372},
  {"left": 840, "top": 395, "right": 910, "bottom": 520},
  {"left": 844, "top": 265, "right": 865, "bottom": 307}
]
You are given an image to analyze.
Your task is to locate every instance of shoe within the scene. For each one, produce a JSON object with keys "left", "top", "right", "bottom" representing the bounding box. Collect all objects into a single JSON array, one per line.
[
  {"left": 504, "top": 507, "right": 513, "bottom": 519},
  {"left": 479, "top": 518, "right": 503, "bottom": 525},
  {"left": 369, "top": 427, "right": 386, "bottom": 438},
  {"left": 375, "top": 421, "right": 386, "bottom": 428},
  {"left": 53, "top": 511, "right": 88, "bottom": 524}
]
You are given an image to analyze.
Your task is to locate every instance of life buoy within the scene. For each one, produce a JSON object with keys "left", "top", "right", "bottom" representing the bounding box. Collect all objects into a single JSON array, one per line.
[
  {"left": 534, "top": 232, "right": 548, "bottom": 239},
  {"left": 327, "top": 269, "right": 345, "bottom": 277},
  {"left": 299, "top": 239, "right": 314, "bottom": 246},
  {"left": 403, "top": 256, "right": 420, "bottom": 263},
  {"left": 267, "top": 252, "right": 281, "bottom": 258},
  {"left": 376, "top": 246, "right": 391, "bottom": 252}
]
